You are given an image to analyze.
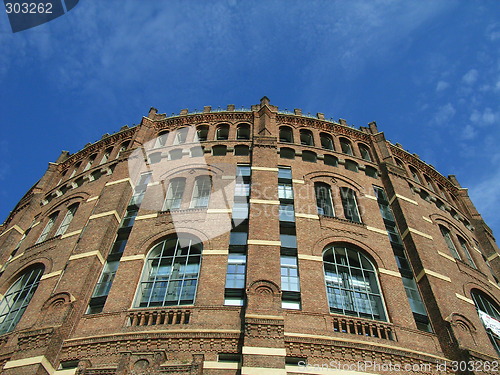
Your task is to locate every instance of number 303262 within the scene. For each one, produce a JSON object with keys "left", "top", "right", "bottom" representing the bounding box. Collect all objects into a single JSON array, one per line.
[{"left": 5, "top": 3, "right": 53, "bottom": 14}]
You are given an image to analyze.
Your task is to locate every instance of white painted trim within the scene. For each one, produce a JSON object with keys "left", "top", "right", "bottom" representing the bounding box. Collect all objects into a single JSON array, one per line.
[
  {"left": 249, "top": 199, "right": 280, "bottom": 205},
  {"left": 0, "top": 224, "right": 24, "bottom": 238},
  {"left": 292, "top": 179, "right": 305, "bottom": 184},
  {"left": 366, "top": 226, "right": 387, "bottom": 235},
  {"left": 4, "top": 356, "right": 55, "bottom": 373},
  {"left": 135, "top": 213, "right": 158, "bottom": 220},
  {"left": 41, "top": 270, "right": 63, "bottom": 280},
  {"left": 401, "top": 227, "right": 433, "bottom": 240},
  {"left": 378, "top": 268, "right": 401, "bottom": 278},
  {"left": 105, "top": 177, "right": 133, "bottom": 187},
  {"left": 415, "top": 269, "right": 451, "bottom": 283},
  {"left": 364, "top": 194, "right": 378, "bottom": 201},
  {"left": 251, "top": 166, "right": 279, "bottom": 172},
  {"left": 247, "top": 239, "right": 281, "bottom": 246},
  {"left": 390, "top": 194, "right": 418, "bottom": 206},
  {"left": 437, "top": 251, "right": 456, "bottom": 263},
  {"left": 242, "top": 346, "right": 287, "bottom": 356},
  {"left": 69, "top": 250, "right": 104, "bottom": 264},
  {"left": 86, "top": 196, "right": 99, "bottom": 202},
  {"left": 295, "top": 213, "right": 320, "bottom": 220},
  {"left": 456, "top": 293, "right": 474, "bottom": 305},
  {"left": 61, "top": 229, "right": 82, "bottom": 239},
  {"left": 89, "top": 210, "right": 121, "bottom": 223},
  {"left": 120, "top": 254, "right": 146, "bottom": 262},
  {"left": 203, "top": 249, "right": 229, "bottom": 255},
  {"left": 298, "top": 254, "right": 322, "bottom": 262},
  {"left": 487, "top": 253, "right": 499, "bottom": 262},
  {"left": 422, "top": 216, "right": 433, "bottom": 223}
]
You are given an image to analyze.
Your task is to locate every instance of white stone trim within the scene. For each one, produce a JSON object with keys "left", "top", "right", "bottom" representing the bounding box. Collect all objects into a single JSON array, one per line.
[
  {"left": 415, "top": 269, "right": 451, "bottom": 283},
  {"left": 242, "top": 347, "right": 287, "bottom": 356},
  {"left": 456, "top": 293, "right": 474, "bottom": 305},
  {"left": 69, "top": 250, "right": 104, "bottom": 264},
  {"left": 437, "top": 251, "right": 456, "bottom": 263},
  {"left": 89, "top": 210, "right": 121, "bottom": 223},
  {"left": 251, "top": 166, "right": 279, "bottom": 172},
  {"left": 364, "top": 194, "right": 378, "bottom": 201},
  {"left": 105, "top": 178, "right": 133, "bottom": 187},
  {"left": 4, "top": 356, "right": 55, "bottom": 373},
  {"left": 86, "top": 196, "right": 99, "bottom": 202},
  {"left": 422, "top": 216, "right": 433, "bottom": 223},
  {"left": 390, "top": 194, "right": 418, "bottom": 206},
  {"left": 61, "top": 229, "right": 82, "bottom": 239},
  {"left": 120, "top": 254, "right": 146, "bottom": 262},
  {"left": 249, "top": 199, "right": 280, "bottom": 205},
  {"left": 487, "top": 253, "right": 499, "bottom": 262},
  {"left": 295, "top": 213, "right": 320, "bottom": 220},
  {"left": 135, "top": 213, "right": 158, "bottom": 220},
  {"left": 401, "top": 227, "right": 433, "bottom": 240},
  {"left": 204, "top": 361, "right": 240, "bottom": 369},
  {"left": 206, "top": 208, "right": 233, "bottom": 213},
  {"left": 292, "top": 179, "right": 305, "bottom": 184},
  {"left": 203, "top": 249, "right": 229, "bottom": 255},
  {"left": 298, "top": 254, "right": 322, "bottom": 262},
  {"left": 0, "top": 224, "right": 24, "bottom": 238},
  {"left": 378, "top": 268, "right": 401, "bottom": 278},
  {"left": 247, "top": 240, "right": 281, "bottom": 246},
  {"left": 41, "top": 270, "right": 63, "bottom": 280},
  {"left": 366, "top": 226, "right": 387, "bottom": 235}
]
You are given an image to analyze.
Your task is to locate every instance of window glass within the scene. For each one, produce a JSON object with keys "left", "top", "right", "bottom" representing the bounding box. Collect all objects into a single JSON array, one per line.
[
  {"left": 340, "top": 188, "right": 361, "bottom": 223},
  {"left": 471, "top": 290, "right": 500, "bottom": 356},
  {"left": 458, "top": 237, "right": 476, "bottom": 268},
  {"left": 315, "top": 183, "right": 334, "bottom": 217},
  {"left": 278, "top": 183, "right": 294, "bottom": 200},
  {"left": 278, "top": 167, "right": 292, "bottom": 180},
  {"left": 279, "top": 204, "right": 295, "bottom": 222},
  {"left": 216, "top": 125, "right": 229, "bottom": 140},
  {"left": 280, "top": 148, "right": 295, "bottom": 159},
  {"left": 340, "top": 138, "right": 353, "bottom": 155},
  {"left": 36, "top": 212, "right": 58, "bottom": 243},
  {"left": 300, "top": 130, "right": 314, "bottom": 146},
  {"left": 439, "top": 226, "right": 461, "bottom": 260},
  {"left": 163, "top": 178, "right": 186, "bottom": 210},
  {"left": 237, "top": 124, "right": 250, "bottom": 140},
  {"left": 279, "top": 127, "right": 293, "bottom": 143},
  {"left": 302, "top": 151, "right": 317, "bottom": 163},
  {"left": 225, "top": 254, "right": 246, "bottom": 289},
  {"left": 191, "top": 176, "right": 211, "bottom": 208},
  {"left": 0, "top": 266, "right": 44, "bottom": 334},
  {"left": 281, "top": 256, "right": 300, "bottom": 292},
  {"left": 323, "top": 245, "right": 386, "bottom": 320},
  {"left": 324, "top": 155, "right": 338, "bottom": 167},
  {"left": 155, "top": 132, "right": 169, "bottom": 148},
  {"left": 359, "top": 145, "right": 372, "bottom": 161},
  {"left": 55, "top": 204, "right": 78, "bottom": 236},
  {"left": 136, "top": 235, "right": 201, "bottom": 307},
  {"left": 173, "top": 128, "right": 188, "bottom": 145},
  {"left": 196, "top": 126, "right": 208, "bottom": 142},
  {"left": 320, "top": 133, "right": 334, "bottom": 150}
]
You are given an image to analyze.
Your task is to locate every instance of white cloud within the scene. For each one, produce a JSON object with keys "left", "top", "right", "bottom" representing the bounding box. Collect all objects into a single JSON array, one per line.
[
  {"left": 433, "top": 103, "right": 456, "bottom": 125},
  {"left": 462, "top": 69, "right": 479, "bottom": 85},
  {"left": 470, "top": 107, "right": 498, "bottom": 126},
  {"left": 436, "top": 81, "right": 450, "bottom": 92},
  {"left": 461, "top": 124, "right": 477, "bottom": 140}
]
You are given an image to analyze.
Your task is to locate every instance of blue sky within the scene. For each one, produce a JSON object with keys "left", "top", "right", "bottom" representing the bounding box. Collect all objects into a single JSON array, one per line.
[{"left": 0, "top": 1, "right": 499, "bottom": 237}]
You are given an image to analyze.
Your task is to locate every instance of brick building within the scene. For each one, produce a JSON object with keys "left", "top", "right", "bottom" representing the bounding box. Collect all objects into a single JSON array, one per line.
[{"left": 0, "top": 97, "right": 499, "bottom": 374}]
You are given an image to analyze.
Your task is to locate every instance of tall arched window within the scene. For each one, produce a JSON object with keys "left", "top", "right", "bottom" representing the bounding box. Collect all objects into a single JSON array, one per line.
[
  {"left": 279, "top": 126, "right": 293, "bottom": 143},
  {"left": 190, "top": 175, "right": 211, "bottom": 208},
  {"left": 236, "top": 124, "right": 251, "bottom": 140},
  {"left": 340, "top": 187, "right": 361, "bottom": 223},
  {"left": 118, "top": 141, "right": 131, "bottom": 157},
  {"left": 471, "top": 290, "right": 500, "bottom": 356},
  {"left": 36, "top": 212, "right": 59, "bottom": 243},
  {"left": 55, "top": 203, "right": 79, "bottom": 236},
  {"left": 340, "top": 138, "right": 353, "bottom": 156},
  {"left": 359, "top": 144, "right": 372, "bottom": 161},
  {"left": 83, "top": 154, "right": 97, "bottom": 172},
  {"left": 216, "top": 124, "right": 229, "bottom": 140},
  {"left": 163, "top": 178, "right": 186, "bottom": 211},
  {"left": 100, "top": 147, "right": 113, "bottom": 165},
  {"left": 323, "top": 245, "right": 386, "bottom": 321},
  {"left": 155, "top": 131, "right": 169, "bottom": 148},
  {"left": 195, "top": 126, "right": 208, "bottom": 142},
  {"left": 315, "top": 182, "right": 334, "bottom": 217},
  {"left": 409, "top": 166, "right": 421, "bottom": 184},
  {"left": 320, "top": 133, "right": 334, "bottom": 150},
  {"left": 136, "top": 235, "right": 202, "bottom": 307},
  {"left": 299, "top": 129, "right": 314, "bottom": 146},
  {"left": 0, "top": 265, "right": 44, "bottom": 334},
  {"left": 173, "top": 127, "right": 189, "bottom": 145}
]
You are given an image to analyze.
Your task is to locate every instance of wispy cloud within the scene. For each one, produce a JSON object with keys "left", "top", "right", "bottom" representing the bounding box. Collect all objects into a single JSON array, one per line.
[
  {"left": 470, "top": 107, "right": 498, "bottom": 126},
  {"left": 436, "top": 81, "right": 450, "bottom": 92},
  {"left": 432, "top": 103, "right": 456, "bottom": 125},
  {"left": 462, "top": 69, "right": 479, "bottom": 85}
]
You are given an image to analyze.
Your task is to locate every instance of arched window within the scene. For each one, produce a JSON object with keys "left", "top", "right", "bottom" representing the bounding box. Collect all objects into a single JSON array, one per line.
[
  {"left": 236, "top": 124, "right": 251, "bottom": 140},
  {"left": 457, "top": 236, "right": 476, "bottom": 268},
  {"left": 136, "top": 235, "right": 202, "bottom": 307},
  {"left": 163, "top": 178, "right": 186, "bottom": 211},
  {"left": 69, "top": 162, "right": 81, "bottom": 178},
  {"left": 279, "top": 126, "right": 293, "bottom": 143},
  {"left": 320, "top": 133, "right": 334, "bottom": 150},
  {"left": 100, "top": 148, "right": 113, "bottom": 165},
  {"left": 173, "top": 127, "right": 189, "bottom": 145},
  {"left": 195, "top": 126, "right": 208, "bottom": 142},
  {"left": 439, "top": 225, "right": 461, "bottom": 260},
  {"left": 395, "top": 158, "right": 405, "bottom": 170},
  {"left": 365, "top": 166, "right": 378, "bottom": 179},
  {"left": 36, "top": 212, "right": 59, "bottom": 243},
  {"left": 0, "top": 265, "right": 44, "bottom": 334},
  {"left": 409, "top": 166, "right": 421, "bottom": 184},
  {"left": 190, "top": 175, "right": 211, "bottom": 208},
  {"left": 212, "top": 145, "right": 227, "bottom": 156},
  {"left": 155, "top": 131, "right": 169, "bottom": 148},
  {"left": 340, "top": 187, "right": 361, "bottom": 223},
  {"left": 324, "top": 155, "right": 338, "bottom": 167},
  {"left": 216, "top": 124, "right": 229, "bottom": 140},
  {"left": 437, "top": 184, "right": 447, "bottom": 199},
  {"left": 471, "top": 290, "right": 500, "bottom": 356},
  {"left": 315, "top": 182, "right": 334, "bottom": 217},
  {"left": 323, "top": 245, "right": 386, "bottom": 320},
  {"left": 302, "top": 150, "right": 317, "bottom": 163},
  {"left": 55, "top": 203, "right": 79, "bottom": 236},
  {"left": 340, "top": 138, "right": 353, "bottom": 156},
  {"left": 423, "top": 175, "right": 435, "bottom": 192},
  {"left": 118, "top": 141, "right": 130, "bottom": 157},
  {"left": 234, "top": 145, "right": 250, "bottom": 156},
  {"left": 299, "top": 129, "right": 314, "bottom": 146},
  {"left": 169, "top": 148, "right": 183, "bottom": 160},
  {"left": 345, "top": 160, "right": 358, "bottom": 172},
  {"left": 83, "top": 154, "right": 97, "bottom": 172},
  {"left": 279, "top": 147, "right": 295, "bottom": 159},
  {"left": 359, "top": 144, "right": 372, "bottom": 161}
]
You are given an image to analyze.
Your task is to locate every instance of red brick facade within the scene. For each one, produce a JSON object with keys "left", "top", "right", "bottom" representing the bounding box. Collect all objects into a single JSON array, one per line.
[{"left": 0, "top": 97, "right": 499, "bottom": 374}]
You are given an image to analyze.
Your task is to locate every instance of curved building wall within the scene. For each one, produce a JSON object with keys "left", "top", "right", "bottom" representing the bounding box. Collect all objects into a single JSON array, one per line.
[{"left": 0, "top": 97, "right": 499, "bottom": 374}]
